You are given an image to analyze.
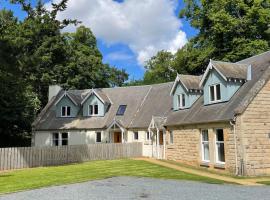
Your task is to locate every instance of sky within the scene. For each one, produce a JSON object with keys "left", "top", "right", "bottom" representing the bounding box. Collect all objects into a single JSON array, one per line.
[{"left": 0, "top": 0, "right": 198, "bottom": 80}]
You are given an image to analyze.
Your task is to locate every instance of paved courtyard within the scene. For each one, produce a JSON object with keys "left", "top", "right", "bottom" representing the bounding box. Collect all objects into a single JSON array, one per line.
[{"left": 1, "top": 177, "right": 270, "bottom": 200}]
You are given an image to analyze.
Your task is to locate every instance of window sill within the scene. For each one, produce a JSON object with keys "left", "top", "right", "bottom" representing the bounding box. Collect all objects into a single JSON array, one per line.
[
  {"left": 200, "top": 161, "right": 210, "bottom": 167},
  {"left": 214, "top": 163, "right": 225, "bottom": 169}
]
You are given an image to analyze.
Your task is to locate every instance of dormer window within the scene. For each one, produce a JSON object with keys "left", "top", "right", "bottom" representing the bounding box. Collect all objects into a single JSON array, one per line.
[
  {"left": 61, "top": 106, "right": 71, "bottom": 117},
  {"left": 177, "top": 94, "right": 185, "bottom": 109},
  {"left": 209, "top": 84, "right": 221, "bottom": 103},
  {"left": 89, "top": 104, "right": 99, "bottom": 116}
]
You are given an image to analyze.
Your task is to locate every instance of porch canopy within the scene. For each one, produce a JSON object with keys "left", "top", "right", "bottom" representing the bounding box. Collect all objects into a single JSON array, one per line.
[{"left": 106, "top": 119, "right": 126, "bottom": 143}]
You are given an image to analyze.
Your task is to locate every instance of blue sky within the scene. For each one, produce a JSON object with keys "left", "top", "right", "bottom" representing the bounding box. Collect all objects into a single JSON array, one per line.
[{"left": 0, "top": 0, "right": 197, "bottom": 80}]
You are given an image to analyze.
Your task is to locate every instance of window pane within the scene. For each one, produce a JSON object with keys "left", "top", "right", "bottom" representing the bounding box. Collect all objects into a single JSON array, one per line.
[
  {"left": 203, "top": 143, "right": 210, "bottom": 161},
  {"left": 202, "top": 130, "right": 209, "bottom": 141},
  {"left": 134, "top": 132, "right": 138, "bottom": 140},
  {"left": 66, "top": 107, "right": 71, "bottom": 116},
  {"left": 89, "top": 105, "right": 93, "bottom": 115},
  {"left": 53, "top": 133, "right": 59, "bottom": 139},
  {"left": 96, "top": 132, "right": 101, "bottom": 142},
  {"left": 216, "top": 84, "right": 221, "bottom": 100},
  {"left": 61, "top": 107, "right": 66, "bottom": 116},
  {"left": 210, "top": 86, "right": 215, "bottom": 101},
  {"left": 62, "top": 133, "right": 68, "bottom": 139},
  {"left": 216, "top": 129, "right": 224, "bottom": 141},
  {"left": 217, "top": 143, "right": 225, "bottom": 162},
  {"left": 177, "top": 95, "right": 181, "bottom": 108},
  {"left": 146, "top": 132, "right": 150, "bottom": 140},
  {"left": 62, "top": 140, "right": 68, "bottom": 146},
  {"left": 94, "top": 105, "right": 98, "bottom": 114},
  {"left": 170, "top": 131, "right": 174, "bottom": 144},
  {"left": 182, "top": 94, "right": 185, "bottom": 107},
  {"left": 116, "top": 105, "right": 127, "bottom": 115}
]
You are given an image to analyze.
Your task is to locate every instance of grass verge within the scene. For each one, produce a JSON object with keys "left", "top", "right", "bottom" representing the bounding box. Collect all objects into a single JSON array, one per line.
[{"left": 0, "top": 159, "right": 226, "bottom": 194}]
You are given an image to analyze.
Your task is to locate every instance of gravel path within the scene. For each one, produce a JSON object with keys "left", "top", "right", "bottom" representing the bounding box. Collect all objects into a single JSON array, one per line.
[{"left": 1, "top": 177, "right": 270, "bottom": 200}]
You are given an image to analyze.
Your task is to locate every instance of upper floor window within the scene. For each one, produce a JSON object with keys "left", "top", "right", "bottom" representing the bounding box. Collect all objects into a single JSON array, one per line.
[
  {"left": 89, "top": 104, "right": 98, "bottom": 116},
  {"left": 61, "top": 106, "right": 71, "bottom": 117},
  {"left": 96, "top": 132, "right": 101, "bottom": 143},
  {"left": 116, "top": 105, "right": 127, "bottom": 115},
  {"left": 53, "top": 132, "right": 68, "bottom": 146},
  {"left": 209, "top": 84, "right": 221, "bottom": 103},
  {"left": 201, "top": 130, "right": 209, "bottom": 162},
  {"left": 177, "top": 94, "right": 185, "bottom": 109},
  {"left": 215, "top": 129, "right": 225, "bottom": 164}
]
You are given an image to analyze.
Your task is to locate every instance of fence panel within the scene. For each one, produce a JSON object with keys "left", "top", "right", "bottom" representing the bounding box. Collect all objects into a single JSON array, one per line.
[{"left": 0, "top": 142, "right": 142, "bottom": 171}]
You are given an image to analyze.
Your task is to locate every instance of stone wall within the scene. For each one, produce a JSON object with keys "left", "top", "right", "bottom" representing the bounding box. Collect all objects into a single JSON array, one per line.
[{"left": 236, "top": 78, "right": 270, "bottom": 176}]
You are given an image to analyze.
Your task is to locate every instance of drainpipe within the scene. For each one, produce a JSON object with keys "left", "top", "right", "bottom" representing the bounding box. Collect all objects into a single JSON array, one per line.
[
  {"left": 230, "top": 116, "right": 239, "bottom": 176},
  {"left": 163, "top": 129, "right": 166, "bottom": 160}
]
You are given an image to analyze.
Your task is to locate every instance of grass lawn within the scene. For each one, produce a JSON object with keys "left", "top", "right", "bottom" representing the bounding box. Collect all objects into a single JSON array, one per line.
[
  {"left": 257, "top": 181, "right": 270, "bottom": 185},
  {"left": 0, "top": 159, "right": 226, "bottom": 194}
]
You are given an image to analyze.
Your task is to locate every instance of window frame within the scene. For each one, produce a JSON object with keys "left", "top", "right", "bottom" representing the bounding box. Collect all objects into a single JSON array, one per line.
[
  {"left": 134, "top": 132, "right": 139, "bottom": 140},
  {"left": 52, "top": 132, "right": 69, "bottom": 146},
  {"left": 88, "top": 104, "right": 99, "bottom": 116},
  {"left": 201, "top": 130, "right": 210, "bottom": 162},
  {"left": 96, "top": 132, "right": 102, "bottom": 143},
  {"left": 61, "top": 106, "right": 71, "bottom": 117},
  {"left": 209, "top": 83, "right": 222, "bottom": 103},
  {"left": 116, "top": 105, "right": 127, "bottom": 116},
  {"left": 177, "top": 93, "right": 186, "bottom": 109},
  {"left": 215, "top": 129, "right": 225, "bottom": 164}
]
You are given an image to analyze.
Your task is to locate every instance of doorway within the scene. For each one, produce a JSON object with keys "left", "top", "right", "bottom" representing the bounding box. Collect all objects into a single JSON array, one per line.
[{"left": 114, "top": 132, "right": 122, "bottom": 143}]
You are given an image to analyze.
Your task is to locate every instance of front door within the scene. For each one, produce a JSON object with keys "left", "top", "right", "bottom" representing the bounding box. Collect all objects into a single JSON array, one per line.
[{"left": 114, "top": 132, "right": 122, "bottom": 143}]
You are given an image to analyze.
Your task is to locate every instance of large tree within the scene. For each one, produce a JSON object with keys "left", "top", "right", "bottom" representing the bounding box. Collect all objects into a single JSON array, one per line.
[
  {"left": 137, "top": 0, "right": 270, "bottom": 84},
  {"left": 0, "top": 0, "right": 128, "bottom": 147}
]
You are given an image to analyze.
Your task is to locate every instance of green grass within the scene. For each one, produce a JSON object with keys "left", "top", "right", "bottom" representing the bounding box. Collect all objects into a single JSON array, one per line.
[
  {"left": 257, "top": 181, "right": 270, "bottom": 185},
  {"left": 0, "top": 159, "right": 226, "bottom": 194}
]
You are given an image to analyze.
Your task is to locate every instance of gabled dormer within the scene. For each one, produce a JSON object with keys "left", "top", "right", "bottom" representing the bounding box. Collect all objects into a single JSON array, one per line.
[
  {"left": 54, "top": 91, "right": 80, "bottom": 117},
  {"left": 170, "top": 74, "right": 202, "bottom": 110},
  {"left": 81, "top": 89, "right": 111, "bottom": 117},
  {"left": 200, "top": 60, "right": 251, "bottom": 105}
]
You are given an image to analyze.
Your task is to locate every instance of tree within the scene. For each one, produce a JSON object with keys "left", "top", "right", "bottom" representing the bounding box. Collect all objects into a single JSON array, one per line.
[{"left": 138, "top": 0, "right": 270, "bottom": 84}]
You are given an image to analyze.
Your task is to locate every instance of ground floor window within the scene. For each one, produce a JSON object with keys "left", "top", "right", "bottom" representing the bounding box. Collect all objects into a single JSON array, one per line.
[
  {"left": 146, "top": 131, "right": 150, "bottom": 141},
  {"left": 201, "top": 130, "right": 209, "bottom": 162},
  {"left": 96, "top": 132, "right": 102, "bottom": 143},
  {"left": 169, "top": 131, "right": 174, "bottom": 144},
  {"left": 52, "top": 132, "right": 68, "bottom": 146},
  {"left": 215, "top": 129, "right": 225, "bottom": 164},
  {"left": 134, "top": 132, "right": 139, "bottom": 140}
]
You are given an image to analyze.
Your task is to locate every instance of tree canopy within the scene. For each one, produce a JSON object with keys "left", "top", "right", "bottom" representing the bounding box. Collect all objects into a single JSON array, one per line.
[
  {"left": 133, "top": 0, "right": 270, "bottom": 85},
  {"left": 0, "top": 0, "right": 128, "bottom": 147}
]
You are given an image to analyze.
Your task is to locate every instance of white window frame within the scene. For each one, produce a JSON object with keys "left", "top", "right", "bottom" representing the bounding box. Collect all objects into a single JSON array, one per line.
[
  {"left": 169, "top": 131, "right": 174, "bottom": 144},
  {"left": 96, "top": 132, "right": 102, "bottom": 143},
  {"left": 209, "top": 83, "right": 221, "bottom": 103},
  {"left": 88, "top": 104, "right": 99, "bottom": 116},
  {"left": 134, "top": 132, "right": 139, "bottom": 140},
  {"left": 52, "top": 132, "right": 69, "bottom": 146},
  {"left": 215, "top": 129, "right": 225, "bottom": 164},
  {"left": 61, "top": 106, "right": 71, "bottom": 117},
  {"left": 177, "top": 93, "right": 186, "bottom": 109},
  {"left": 201, "top": 130, "right": 210, "bottom": 162}
]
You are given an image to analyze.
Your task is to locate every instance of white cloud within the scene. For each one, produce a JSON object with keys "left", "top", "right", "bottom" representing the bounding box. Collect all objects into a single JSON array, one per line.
[
  {"left": 105, "top": 51, "right": 133, "bottom": 61},
  {"left": 47, "top": 0, "right": 187, "bottom": 66}
]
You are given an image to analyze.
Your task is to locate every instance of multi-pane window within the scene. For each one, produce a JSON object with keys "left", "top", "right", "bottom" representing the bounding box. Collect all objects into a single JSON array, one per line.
[
  {"left": 89, "top": 104, "right": 99, "bottom": 115},
  {"left": 215, "top": 129, "right": 225, "bottom": 163},
  {"left": 210, "top": 84, "right": 221, "bottom": 102},
  {"left": 169, "top": 131, "right": 174, "bottom": 144},
  {"left": 146, "top": 131, "right": 150, "bottom": 141},
  {"left": 52, "top": 132, "right": 68, "bottom": 146},
  {"left": 61, "top": 106, "right": 71, "bottom": 117},
  {"left": 96, "top": 132, "right": 101, "bottom": 143},
  {"left": 134, "top": 132, "right": 139, "bottom": 140},
  {"left": 177, "top": 94, "right": 185, "bottom": 109},
  {"left": 201, "top": 130, "right": 210, "bottom": 162},
  {"left": 116, "top": 105, "right": 127, "bottom": 115}
]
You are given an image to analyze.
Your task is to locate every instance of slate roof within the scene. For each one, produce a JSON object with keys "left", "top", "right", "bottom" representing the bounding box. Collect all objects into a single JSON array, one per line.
[
  {"left": 165, "top": 51, "right": 270, "bottom": 126},
  {"left": 33, "top": 82, "right": 173, "bottom": 130},
  {"left": 178, "top": 74, "right": 202, "bottom": 90}
]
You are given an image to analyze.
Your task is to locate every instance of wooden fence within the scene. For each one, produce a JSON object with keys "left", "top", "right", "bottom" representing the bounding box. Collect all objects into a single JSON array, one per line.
[{"left": 0, "top": 142, "right": 143, "bottom": 171}]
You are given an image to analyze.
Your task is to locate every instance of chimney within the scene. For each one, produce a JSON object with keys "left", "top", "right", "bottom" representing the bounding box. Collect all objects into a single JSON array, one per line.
[{"left": 48, "top": 85, "right": 62, "bottom": 102}]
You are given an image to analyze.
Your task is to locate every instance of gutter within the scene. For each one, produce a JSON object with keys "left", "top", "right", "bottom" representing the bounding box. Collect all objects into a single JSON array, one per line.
[{"left": 230, "top": 116, "right": 239, "bottom": 176}]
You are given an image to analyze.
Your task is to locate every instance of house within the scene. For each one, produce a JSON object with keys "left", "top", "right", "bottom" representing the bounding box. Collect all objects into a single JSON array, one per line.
[{"left": 33, "top": 51, "right": 270, "bottom": 176}]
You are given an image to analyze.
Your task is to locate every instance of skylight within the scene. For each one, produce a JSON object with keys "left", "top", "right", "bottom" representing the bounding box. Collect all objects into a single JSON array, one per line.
[{"left": 116, "top": 105, "right": 127, "bottom": 116}]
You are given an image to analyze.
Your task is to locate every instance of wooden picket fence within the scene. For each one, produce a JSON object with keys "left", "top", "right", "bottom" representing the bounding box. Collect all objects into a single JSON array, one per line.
[{"left": 0, "top": 142, "right": 143, "bottom": 171}]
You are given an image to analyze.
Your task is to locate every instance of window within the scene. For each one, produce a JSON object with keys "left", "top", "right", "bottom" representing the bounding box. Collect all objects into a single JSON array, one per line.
[
  {"left": 209, "top": 84, "right": 221, "bottom": 102},
  {"left": 215, "top": 129, "right": 225, "bottom": 163},
  {"left": 116, "top": 105, "right": 127, "bottom": 115},
  {"left": 146, "top": 131, "right": 150, "bottom": 141},
  {"left": 52, "top": 132, "right": 68, "bottom": 146},
  {"left": 96, "top": 132, "right": 101, "bottom": 143},
  {"left": 61, "top": 106, "right": 71, "bottom": 117},
  {"left": 169, "top": 131, "right": 174, "bottom": 144},
  {"left": 177, "top": 94, "right": 185, "bottom": 109},
  {"left": 89, "top": 104, "right": 98, "bottom": 115},
  {"left": 134, "top": 132, "right": 139, "bottom": 140},
  {"left": 201, "top": 130, "right": 210, "bottom": 162}
]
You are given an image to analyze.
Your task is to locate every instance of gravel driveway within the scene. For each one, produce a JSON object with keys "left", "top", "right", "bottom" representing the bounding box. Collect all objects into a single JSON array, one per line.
[{"left": 1, "top": 177, "right": 270, "bottom": 200}]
